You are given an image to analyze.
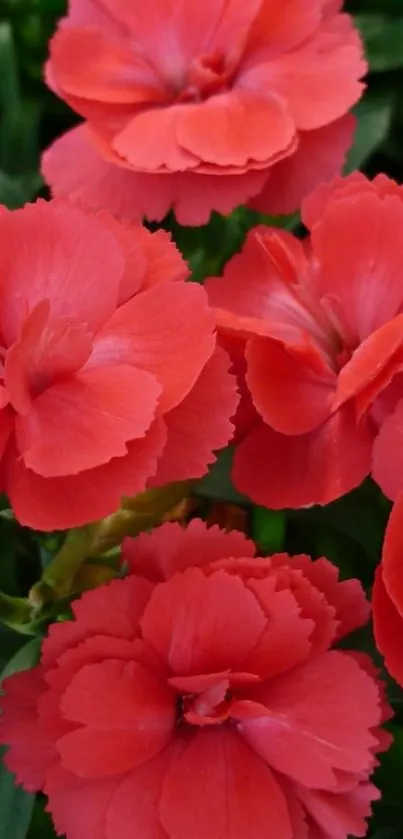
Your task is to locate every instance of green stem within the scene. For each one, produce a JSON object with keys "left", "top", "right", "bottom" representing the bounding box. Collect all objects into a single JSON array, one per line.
[
  {"left": 0, "top": 591, "right": 36, "bottom": 633},
  {"left": 29, "top": 481, "right": 195, "bottom": 609}
]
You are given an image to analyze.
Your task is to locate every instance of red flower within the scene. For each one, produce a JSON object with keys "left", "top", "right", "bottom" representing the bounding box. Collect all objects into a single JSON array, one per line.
[
  {"left": 41, "top": 0, "right": 365, "bottom": 225},
  {"left": 373, "top": 493, "right": 403, "bottom": 687},
  {"left": 0, "top": 201, "right": 237, "bottom": 530},
  {"left": 207, "top": 172, "right": 403, "bottom": 508},
  {"left": 0, "top": 519, "right": 387, "bottom": 839}
]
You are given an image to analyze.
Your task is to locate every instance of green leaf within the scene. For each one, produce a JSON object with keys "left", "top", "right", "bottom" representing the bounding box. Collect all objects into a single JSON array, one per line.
[
  {"left": 27, "top": 800, "right": 56, "bottom": 839},
  {"left": 0, "top": 638, "right": 41, "bottom": 682},
  {"left": 356, "top": 14, "right": 403, "bottom": 71},
  {"left": 251, "top": 507, "right": 286, "bottom": 554},
  {"left": 0, "top": 23, "right": 20, "bottom": 109},
  {"left": 0, "top": 101, "right": 41, "bottom": 175},
  {"left": 375, "top": 725, "right": 403, "bottom": 807},
  {"left": 0, "top": 750, "right": 34, "bottom": 839},
  {"left": 195, "top": 447, "right": 249, "bottom": 505},
  {"left": 0, "top": 171, "right": 28, "bottom": 209},
  {"left": 300, "top": 484, "right": 389, "bottom": 565},
  {"left": 346, "top": 88, "right": 394, "bottom": 171}
]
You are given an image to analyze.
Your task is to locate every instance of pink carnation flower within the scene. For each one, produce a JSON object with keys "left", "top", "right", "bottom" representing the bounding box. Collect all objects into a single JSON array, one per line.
[{"left": 42, "top": 0, "right": 365, "bottom": 225}]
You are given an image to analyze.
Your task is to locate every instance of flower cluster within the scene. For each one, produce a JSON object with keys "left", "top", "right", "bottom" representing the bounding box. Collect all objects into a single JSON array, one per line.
[
  {"left": 0, "top": 200, "right": 237, "bottom": 531},
  {"left": 41, "top": 0, "right": 365, "bottom": 225},
  {"left": 207, "top": 173, "right": 403, "bottom": 508},
  {"left": 0, "top": 521, "right": 389, "bottom": 839}
]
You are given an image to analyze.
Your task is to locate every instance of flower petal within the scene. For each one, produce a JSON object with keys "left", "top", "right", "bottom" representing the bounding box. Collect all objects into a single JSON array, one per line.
[
  {"left": 242, "top": 0, "right": 321, "bottom": 64},
  {"left": 42, "top": 577, "right": 154, "bottom": 668},
  {"left": 233, "top": 408, "right": 373, "bottom": 509},
  {"left": 251, "top": 114, "right": 355, "bottom": 216},
  {"left": 15, "top": 365, "right": 160, "bottom": 476},
  {"left": 246, "top": 335, "right": 336, "bottom": 434},
  {"left": 277, "top": 555, "right": 369, "bottom": 642},
  {"left": 6, "top": 418, "right": 167, "bottom": 529},
  {"left": 113, "top": 105, "right": 199, "bottom": 171},
  {"left": 57, "top": 659, "right": 175, "bottom": 777},
  {"left": 45, "top": 764, "right": 120, "bottom": 839},
  {"left": 50, "top": 26, "right": 165, "bottom": 104},
  {"left": 297, "top": 782, "right": 378, "bottom": 839},
  {"left": 178, "top": 90, "right": 295, "bottom": 167},
  {"left": 140, "top": 568, "right": 267, "bottom": 676},
  {"left": 5, "top": 301, "right": 93, "bottom": 415},
  {"left": 123, "top": 517, "right": 255, "bottom": 582},
  {"left": 105, "top": 748, "right": 174, "bottom": 839},
  {"left": 90, "top": 283, "right": 215, "bottom": 412},
  {"left": 234, "top": 651, "right": 381, "bottom": 789},
  {"left": 42, "top": 125, "right": 269, "bottom": 225},
  {"left": 241, "top": 578, "right": 313, "bottom": 679},
  {"left": 249, "top": 14, "right": 365, "bottom": 131},
  {"left": 159, "top": 728, "right": 292, "bottom": 839},
  {"left": 372, "top": 399, "right": 403, "bottom": 500},
  {"left": 311, "top": 192, "right": 403, "bottom": 344},
  {"left": 0, "top": 200, "right": 124, "bottom": 345},
  {"left": 0, "top": 668, "right": 55, "bottom": 792},
  {"left": 151, "top": 347, "right": 238, "bottom": 485},
  {"left": 373, "top": 563, "right": 403, "bottom": 689}
]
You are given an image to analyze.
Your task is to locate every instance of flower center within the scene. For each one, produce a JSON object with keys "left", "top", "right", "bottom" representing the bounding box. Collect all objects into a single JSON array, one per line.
[
  {"left": 178, "top": 52, "right": 229, "bottom": 102},
  {"left": 177, "top": 678, "right": 233, "bottom": 727}
]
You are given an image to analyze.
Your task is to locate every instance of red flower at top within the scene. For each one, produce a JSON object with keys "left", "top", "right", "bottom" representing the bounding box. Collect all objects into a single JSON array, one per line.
[
  {"left": 0, "top": 200, "right": 237, "bottom": 531},
  {"left": 207, "top": 172, "right": 403, "bottom": 509},
  {"left": 0, "top": 520, "right": 388, "bottom": 839},
  {"left": 41, "top": 0, "right": 365, "bottom": 225}
]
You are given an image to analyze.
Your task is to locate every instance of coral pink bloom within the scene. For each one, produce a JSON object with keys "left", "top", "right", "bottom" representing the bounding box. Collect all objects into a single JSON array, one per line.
[
  {"left": 0, "top": 519, "right": 388, "bottom": 839},
  {"left": 0, "top": 201, "right": 237, "bottom": 530},
  {"left": 41, "top": 0, "right": 365, "bottom": 225},
  {"left": 206, "top": 172, "right": 403, "bottom": 509},
  {"left": 373, "top": 494, "right": 403, "bottom": 687}
]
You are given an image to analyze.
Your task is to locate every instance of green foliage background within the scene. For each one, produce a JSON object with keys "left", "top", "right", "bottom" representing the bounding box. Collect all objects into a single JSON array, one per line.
[{"left": 0, "top": 1, "right": 403, "bottom": 837}]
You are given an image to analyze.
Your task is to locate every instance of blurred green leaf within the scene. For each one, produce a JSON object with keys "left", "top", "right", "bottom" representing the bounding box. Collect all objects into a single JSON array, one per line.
[
  {"left": 356, "top": 14, "right": 403, "bottom": 71},
  {"left": 301, "top": 484, "right": 389, "bottom": 565},
  {"left": 27, "top": 799, "right": 55, "bottom": 839},
  {"left": 0, "top": 171, "right": 27, "bottom": 208},
  {"left": 346, "top": 88, "right": 394, "bottom": 171},
  {"left": 0, "top": 22, "right": 20, "bottom": 108},
  {"left": 251, "top": 507, "right": 286, "bottom": 555},
  {"left": 0, "top": 637, "right": 41, "bottom": 682},
  {"left": 196, "top": 447, "right": 249, "bottom": 505},
  {"left": 0, "top": 101, "right": 41, "bottom": 175},
  {"left": 0, "top": 750, "right": 34, "bottom": 839},
  {"left": 375, "top": 725, "right": 403, "bottom": 807}
]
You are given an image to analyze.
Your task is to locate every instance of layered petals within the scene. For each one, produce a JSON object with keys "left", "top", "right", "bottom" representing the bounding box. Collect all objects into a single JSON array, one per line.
[
  {"left": 234, "top": 652, "right": 380, "bottom": 789},
  {"left": 211, "top": 173, "right": 403, "bottom": 508},
  {"left": 123, "top": 517, "right": 255, "bottom": 582},
  {"left": 42, "top": 0, "right": 365, "bottom": 222},
  {"left": 0, "top": 200, "right": 235, "bottom": 529},
  {"left": 0, "top": 522, "right": 384, "bottom": 839}
]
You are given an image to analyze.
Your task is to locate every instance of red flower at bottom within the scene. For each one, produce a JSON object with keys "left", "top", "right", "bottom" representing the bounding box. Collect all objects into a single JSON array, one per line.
[{"left": 0, "top": 521, "right": 388, "bottom": 839}]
